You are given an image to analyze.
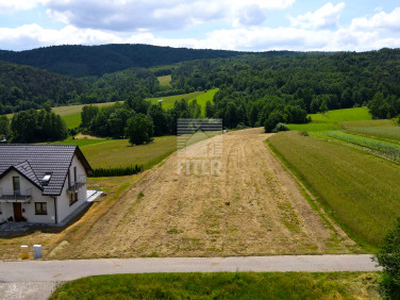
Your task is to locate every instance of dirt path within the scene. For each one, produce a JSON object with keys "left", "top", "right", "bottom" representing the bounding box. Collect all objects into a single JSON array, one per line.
[{"left": 55, "top": 128, "right": 357, "bottom": 258}]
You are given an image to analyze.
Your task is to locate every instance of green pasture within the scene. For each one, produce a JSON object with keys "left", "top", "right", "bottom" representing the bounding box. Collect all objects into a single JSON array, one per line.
[{"left": 268, "top": 131, "right": 400, "bottom": 248}]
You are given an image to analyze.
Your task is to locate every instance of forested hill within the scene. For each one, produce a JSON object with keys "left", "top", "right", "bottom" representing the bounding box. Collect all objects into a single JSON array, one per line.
[
  {"left": 0, "top": 44, "right": 250, "bottom": 77},
  {"left": 0, "top": 61, "right": 86, "bottom": 114}
]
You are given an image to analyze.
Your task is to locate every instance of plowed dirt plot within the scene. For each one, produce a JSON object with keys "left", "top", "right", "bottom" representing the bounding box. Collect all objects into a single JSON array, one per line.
[{"left": 55, "top": 128, "right": 357, "bottom": 258}]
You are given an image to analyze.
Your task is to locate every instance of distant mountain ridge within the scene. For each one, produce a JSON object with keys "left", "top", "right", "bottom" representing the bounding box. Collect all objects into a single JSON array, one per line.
[{"left": 0, "top": 44, "right": 251, "bottom": 78}]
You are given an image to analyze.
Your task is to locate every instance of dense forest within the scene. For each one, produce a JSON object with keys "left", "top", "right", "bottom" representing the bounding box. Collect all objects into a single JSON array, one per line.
[
  {"left": 1, "top": 45, "right": 400, "bottom": 138},
  {"left": 170, "top": 49, "right": 400, "bottom": 128},
  {"left": 0, "top": 61, "right": 86, "bottom": 114},
  {"left": 0, "top": 44, "right": 248, "bottom": 77}
]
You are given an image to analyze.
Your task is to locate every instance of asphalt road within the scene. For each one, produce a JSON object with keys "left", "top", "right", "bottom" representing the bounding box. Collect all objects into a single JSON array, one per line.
[{"left": 0, "top": 255, "right": 380, "bottom": 283}]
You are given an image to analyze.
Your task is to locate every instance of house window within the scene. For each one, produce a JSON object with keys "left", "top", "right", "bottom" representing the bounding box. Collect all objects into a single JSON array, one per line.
[
  {"left": 35, "top": 202, "right": 47, "bottom": 215},
  {"left": 13, "top": 176, "right": 20, "bottom": 196},
  {"left": 74, "top": 167, "right": 77, "bottom": 183},
  {"left": 69, "top": 192, "right": 78, "bottom": 206}
]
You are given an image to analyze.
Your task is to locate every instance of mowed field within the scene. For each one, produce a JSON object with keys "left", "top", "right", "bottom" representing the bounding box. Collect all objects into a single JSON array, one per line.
[{"left": 48, "top": 128, "right": 356, "bottom": 259}]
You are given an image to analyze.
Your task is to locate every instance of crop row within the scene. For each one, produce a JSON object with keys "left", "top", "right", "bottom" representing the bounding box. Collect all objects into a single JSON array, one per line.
[{"left": 325, "top": 131, "right": 400, "bottom": 162}]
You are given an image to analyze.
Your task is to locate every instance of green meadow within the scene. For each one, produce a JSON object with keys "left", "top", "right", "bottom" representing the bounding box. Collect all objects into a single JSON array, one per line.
[
  {"left": 50, "top": 272, "right": 380, "bottom": 300},
  {"left": 147, "top": 88, "right": 218, "bottom": 112},
  {"left": 311, "top": 107, "right": 372, "bottom": 123},
  {"left": 288, "top": 107, "right": 372, "bottom": 132}
]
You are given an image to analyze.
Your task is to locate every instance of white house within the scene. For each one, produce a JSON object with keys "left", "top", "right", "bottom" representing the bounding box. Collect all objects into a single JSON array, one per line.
[{"left": 0, "top": 144, "right": 93, "bottom": 224}]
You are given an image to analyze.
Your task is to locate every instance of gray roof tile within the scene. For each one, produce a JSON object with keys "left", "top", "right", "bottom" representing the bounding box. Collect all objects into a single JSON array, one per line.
[{"left": 0, "top": 144, "right": 92, "bottom": 196}]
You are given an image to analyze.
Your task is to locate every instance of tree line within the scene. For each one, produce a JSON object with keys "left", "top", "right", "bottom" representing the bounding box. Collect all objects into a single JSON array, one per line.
[
  {"left": 0, "top": 108, "right": 67, "bottom": 143},
  {"left": 81, "top": 97, "right": 203, "bottom": 145}
]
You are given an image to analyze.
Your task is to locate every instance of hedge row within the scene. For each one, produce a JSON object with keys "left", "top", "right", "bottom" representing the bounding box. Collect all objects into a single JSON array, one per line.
[{"left": 89, "top": 165, "right": 143, "bottom": 177}]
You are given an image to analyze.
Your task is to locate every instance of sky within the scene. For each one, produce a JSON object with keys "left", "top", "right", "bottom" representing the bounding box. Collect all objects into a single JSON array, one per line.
[{"left": 0, "top": 0, "right": 399, "bottom": 52}]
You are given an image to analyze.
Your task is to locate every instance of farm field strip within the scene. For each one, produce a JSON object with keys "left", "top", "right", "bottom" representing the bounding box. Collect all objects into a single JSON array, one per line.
[
  {"left": 49, "top": 128, "right": 356, "bottom": 259},
  {"left": 325, "top": 131, "right": 400, "bottom": 162},
  {"left": 345, "top": 126, "right": 400, "bottom": 142},
  {"left": 268, "top": 131, "right": 400, "bottom": 248}
]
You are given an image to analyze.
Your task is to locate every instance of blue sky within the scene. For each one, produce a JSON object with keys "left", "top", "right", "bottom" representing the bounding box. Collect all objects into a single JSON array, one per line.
[{"left": 0, "top": 0, "right": 399, "bottom": 51}]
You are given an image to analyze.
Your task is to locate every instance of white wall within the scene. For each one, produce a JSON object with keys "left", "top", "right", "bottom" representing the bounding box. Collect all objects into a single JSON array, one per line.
[
  {"left": 56, "top": 154, "right": 88, "bottom": 224},
  {"left": 0, "top": 170, "right": 55, "bottom": 223},
  {"left": 0, "top": 153, "right": 88, "bottom": 224}
]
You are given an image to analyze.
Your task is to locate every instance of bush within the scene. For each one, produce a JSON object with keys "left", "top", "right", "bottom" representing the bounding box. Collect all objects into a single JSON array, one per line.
[
  {"left": 376, "top": 217, "right": 400, "bottom": 299},
  {"left": 272, "top": 123, "right": 289, "bottom": 133},
  {"left": 300, "top": 131, "right": 309, "bottom": 136},
  {"left": 264, "top": 111, "right": 286, "bottom": 133}
]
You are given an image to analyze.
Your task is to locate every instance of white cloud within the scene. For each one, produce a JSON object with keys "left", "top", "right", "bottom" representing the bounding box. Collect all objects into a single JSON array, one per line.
[
  {"left": 1, "top": 22, "right": 400, "bottom": 52},
  {"left": 1, "top": 1, "right": 400, "bottom": 53},
  {"left": 0, "top": 0, "right": 47, "bottom": 13},
  {"left": 350, "top": 7, "right": 400, "bottom": 31},
  {"left": 43, "top": 0, "right": 296, "bottom": 32},
  {"left": 289, "top": 2, "right": 345, "bottom": 30},
  {"left": 0, "top": 24, "right": 122, "bottom": 50}
]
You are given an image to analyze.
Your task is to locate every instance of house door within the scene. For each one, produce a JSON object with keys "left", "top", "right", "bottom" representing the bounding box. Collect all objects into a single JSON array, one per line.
[{"left": 13, "top": 203, "right": 23, "bottom": 222}]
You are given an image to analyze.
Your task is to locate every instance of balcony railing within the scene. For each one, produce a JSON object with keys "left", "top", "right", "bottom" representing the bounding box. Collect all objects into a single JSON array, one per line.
[
  {"left": 67, "top": 175, "right": 87, "bottom": 193},
  {"left": 0, "top": 187, "right": 32, "bottom": 202}
]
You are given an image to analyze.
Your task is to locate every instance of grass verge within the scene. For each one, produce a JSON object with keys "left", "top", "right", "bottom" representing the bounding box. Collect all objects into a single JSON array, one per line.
[
  {"left": 49, "top": 272, "right": 380, "bottom": 299},
  {"left": 268, "top": 131, "right": 400, "bottom": 248}
]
